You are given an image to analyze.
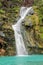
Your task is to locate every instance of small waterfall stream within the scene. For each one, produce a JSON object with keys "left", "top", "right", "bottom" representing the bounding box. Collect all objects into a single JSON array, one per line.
[{"left": 12, "top": 7, "right": 34, "bottom": 56}]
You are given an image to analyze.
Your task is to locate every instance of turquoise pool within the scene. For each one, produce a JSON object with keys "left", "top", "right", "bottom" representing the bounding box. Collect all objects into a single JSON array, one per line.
[{"left": 0, "top": 55, "right": 43, "bottom": 65}]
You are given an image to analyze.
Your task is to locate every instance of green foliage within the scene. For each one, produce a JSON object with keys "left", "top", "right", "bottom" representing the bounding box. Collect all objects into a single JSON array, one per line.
[
  {"left": 0, "top": 10, "right": 5, "bottom": 14},
  {"left": 0, "top": 0, "right": 43, "bottom": 55},
  {"left": 0, "top": 2, "right": 2, "bottom": 7},
  {"left": 40, "top": 33, "right": 43, "bottom": 40},
  {"left": 40, "top": 27, "right": 43, "bottom": 33}
]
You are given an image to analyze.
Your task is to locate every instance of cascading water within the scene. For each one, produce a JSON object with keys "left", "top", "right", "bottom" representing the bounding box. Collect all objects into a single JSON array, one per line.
[{"left": 12, "top": 7, "right": 34, "bottom": 56}]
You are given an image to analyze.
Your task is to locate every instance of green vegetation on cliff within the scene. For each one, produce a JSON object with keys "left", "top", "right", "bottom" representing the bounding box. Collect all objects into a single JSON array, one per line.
[{"left": 0, "top": 0, "right": 43, "bottom": 55}]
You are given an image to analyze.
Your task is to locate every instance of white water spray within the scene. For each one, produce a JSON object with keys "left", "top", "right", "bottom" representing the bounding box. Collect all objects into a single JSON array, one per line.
[{"left": 12, "top": 7, "right": 34, "bottom": 55}]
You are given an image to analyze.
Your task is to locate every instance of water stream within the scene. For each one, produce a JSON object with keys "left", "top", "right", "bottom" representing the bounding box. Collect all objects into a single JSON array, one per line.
[{"left": 12, "top": 7, "right": 34, "bottom": 56}]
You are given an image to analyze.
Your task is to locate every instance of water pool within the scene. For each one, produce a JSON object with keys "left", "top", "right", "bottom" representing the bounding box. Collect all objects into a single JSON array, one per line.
[{"left": 0, "top": 55, "right": 43, "bottom": 65}]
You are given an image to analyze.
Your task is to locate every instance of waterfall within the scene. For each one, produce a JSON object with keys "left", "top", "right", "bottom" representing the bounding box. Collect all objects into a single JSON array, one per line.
[{"left": 12, "top": 7, "right": 34, "bottom": 56}]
